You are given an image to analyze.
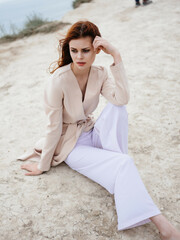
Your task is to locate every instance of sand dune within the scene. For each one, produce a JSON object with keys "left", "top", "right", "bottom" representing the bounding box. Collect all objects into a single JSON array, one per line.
[{"left": 0, "top": 0, "right": 179, "bottom": 239}]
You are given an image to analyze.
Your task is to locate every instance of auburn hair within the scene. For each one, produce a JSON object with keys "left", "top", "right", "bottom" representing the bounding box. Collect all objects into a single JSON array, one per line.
[{"left": 50, "top": 21, "right": 101, "bottom": 74}]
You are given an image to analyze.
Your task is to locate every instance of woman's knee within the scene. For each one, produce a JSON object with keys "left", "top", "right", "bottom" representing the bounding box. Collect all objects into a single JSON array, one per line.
[
  {"left": 108, "top": 102, "right": 127, "bottom": 111},
  {"left": 65, "top": 146, "right": 82, "bottom": 168},
  {"left": 108, "top": 103, "right": 128, "bottom": 120}
]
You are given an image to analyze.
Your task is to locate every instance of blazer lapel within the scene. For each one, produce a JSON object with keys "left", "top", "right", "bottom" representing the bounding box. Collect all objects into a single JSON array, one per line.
[{"left": 69, "top": 63, "right": 94, "bottom": 115}]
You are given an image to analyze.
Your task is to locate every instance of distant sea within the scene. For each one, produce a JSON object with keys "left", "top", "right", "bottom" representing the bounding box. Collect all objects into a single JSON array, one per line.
[{"left": 0, "top": 0, "right": 74, "bottom": 36}]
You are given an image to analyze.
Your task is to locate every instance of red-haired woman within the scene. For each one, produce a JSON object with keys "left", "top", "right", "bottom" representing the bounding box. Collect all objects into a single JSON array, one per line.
[{"left": 19, "top": 21, "right": 180, "bottom": 239}]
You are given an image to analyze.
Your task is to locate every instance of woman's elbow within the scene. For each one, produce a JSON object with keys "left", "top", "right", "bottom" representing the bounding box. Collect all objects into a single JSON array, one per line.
[
  {"left": 117, "top": 92, "right": 130, "bottom": 105},
  {"left": 124, "top": 92, "right": 130, "bottom": 104}
]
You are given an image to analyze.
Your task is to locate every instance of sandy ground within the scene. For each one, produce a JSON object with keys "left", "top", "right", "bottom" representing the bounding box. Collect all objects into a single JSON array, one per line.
[{"left": 0, "top": 0, "right": 180, "bottom": 239}]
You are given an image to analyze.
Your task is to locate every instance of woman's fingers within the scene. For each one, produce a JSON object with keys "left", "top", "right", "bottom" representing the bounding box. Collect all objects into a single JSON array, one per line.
[
  {"left": 93, "top": 37, "right": 112, "bottom": 54},
  {"left": 21, "top": 163, "right": 43, "bottom": 176},
  {"left": 25, "top": 171, "right": 40, "bottom": 176},
  {"left": 21, "top": 164, "right": 32, "bottom": 172},
  {"left": 93, "top": 36, "right": 118, "bottom": 56},
  {"left": 93, "top": 38, "right": 104, "bottom": 50},
  {"left": 93, "top": 42, "right": 105, "bottom": 53}
]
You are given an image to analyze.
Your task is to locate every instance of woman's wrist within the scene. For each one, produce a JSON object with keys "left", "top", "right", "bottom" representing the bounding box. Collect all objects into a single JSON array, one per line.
[{"left": 111, "top": 50, "right": 122, "bottom": 65}]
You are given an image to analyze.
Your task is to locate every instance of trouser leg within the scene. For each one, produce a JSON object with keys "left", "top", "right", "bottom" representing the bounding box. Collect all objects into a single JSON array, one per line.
[
  {"left": 65, "top": 103, "right": 160, "bottom": 230},
  {"left": 65, "top": 141, "right": 130, "bottom": 195},
  {"left": 114, "top": 156, "right": 160, "bottom": 230},
  {"left": 92, "top": 103, "right": 128, "bottom": 153},
  {"left": 65, "top": 141, "right": 160, "bottom": 230},
  {"left": 91, "top": 103, "right": 160, "bottom": 229}
]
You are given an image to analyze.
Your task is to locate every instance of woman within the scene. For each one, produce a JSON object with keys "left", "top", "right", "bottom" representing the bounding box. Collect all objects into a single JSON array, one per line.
[{"left": 19, "top": 21, "right": 180, "bottom": 239}]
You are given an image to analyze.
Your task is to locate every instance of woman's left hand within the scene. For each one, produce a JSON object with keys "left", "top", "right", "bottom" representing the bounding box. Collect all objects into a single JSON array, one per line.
[
  {"left": 21, "top": 162, "right": 44, "bottom": 176},
  {"left": 93, "top": 36, "right": 119, "bottom": 56}
]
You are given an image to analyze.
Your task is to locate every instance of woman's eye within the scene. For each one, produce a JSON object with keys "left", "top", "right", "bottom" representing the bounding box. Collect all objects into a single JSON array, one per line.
[
  {"left": 83, "top": 49, "right": 90, "bottom": 53},
  {"left": 71, "top": 49, "right": 77, "bottom": 53},
  {"left": 71, "top": 49, "right": 90, "bottom": 53}
]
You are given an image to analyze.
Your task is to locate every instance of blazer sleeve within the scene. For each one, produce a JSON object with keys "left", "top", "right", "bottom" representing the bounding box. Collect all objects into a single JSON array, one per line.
[
  {"left": 100, "top": 61, "right": 130, "bottom": 105},
  {"left": 37, "top": 74, "right": 63, "bottom": 172}
]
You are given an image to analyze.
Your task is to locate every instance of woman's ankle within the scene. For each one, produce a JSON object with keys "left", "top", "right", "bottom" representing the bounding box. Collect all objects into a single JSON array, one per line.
[
  {"left": 160, "top": 227, "right": 173, "bottom": 239},
  {"left": 150, "top": 214, "right": 180, "bottom": 239},
  {"left": 151, "top": 215, "right": 172, "bottom": 236},
  {"left": 160, "top": 227, "right": 180, "bottom": 240}
]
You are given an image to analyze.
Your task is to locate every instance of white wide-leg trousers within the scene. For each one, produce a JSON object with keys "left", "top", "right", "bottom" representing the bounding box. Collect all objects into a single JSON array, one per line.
[{"left": 65, "top": 103, "right": 161, "bottom": 231}]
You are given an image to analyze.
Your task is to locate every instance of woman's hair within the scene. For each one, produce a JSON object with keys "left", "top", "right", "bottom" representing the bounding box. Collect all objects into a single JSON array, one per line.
[{"left": 50, "top": 21, "right": 101, "bottom": 74}]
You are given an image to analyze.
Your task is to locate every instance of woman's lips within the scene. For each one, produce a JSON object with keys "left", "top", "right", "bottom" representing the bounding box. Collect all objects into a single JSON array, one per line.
[{"left": 77, "top": 62, "right": 86, "bottom": 66}]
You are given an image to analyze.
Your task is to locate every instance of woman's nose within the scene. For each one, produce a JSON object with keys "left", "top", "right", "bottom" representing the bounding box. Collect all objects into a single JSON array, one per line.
[{"left": 77, "top": 51, "right": 83, "bottom": 59}]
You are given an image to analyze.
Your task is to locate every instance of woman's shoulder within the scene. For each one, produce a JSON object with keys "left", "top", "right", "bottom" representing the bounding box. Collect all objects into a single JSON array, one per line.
[
  {"left": 52, "top": 64, "right": 71, "bottom": 79},
  {"left": 45, "top": 65, "right": 71, "bottom": 90},
  {"left": 48, "top": 64, "right": 72, "bottom": 89}
]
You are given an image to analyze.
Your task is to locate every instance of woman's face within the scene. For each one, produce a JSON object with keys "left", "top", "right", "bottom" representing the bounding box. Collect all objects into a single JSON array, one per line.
[{"left": 69, "top": 36, "right": 97, "bottom": 72}]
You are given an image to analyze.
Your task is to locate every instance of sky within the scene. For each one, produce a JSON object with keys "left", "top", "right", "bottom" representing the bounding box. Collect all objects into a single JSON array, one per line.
[
  {"left": 0, "top": 0, "right": 13, "bottom": 3},
  {"left": 0, "top": 0, "right": 73, "bottom": 35}
]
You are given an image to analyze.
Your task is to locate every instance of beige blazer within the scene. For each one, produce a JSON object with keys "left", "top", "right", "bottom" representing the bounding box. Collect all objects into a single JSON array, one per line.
[{"left": 18, "top": 62, "right": 129, "bottom": 172}]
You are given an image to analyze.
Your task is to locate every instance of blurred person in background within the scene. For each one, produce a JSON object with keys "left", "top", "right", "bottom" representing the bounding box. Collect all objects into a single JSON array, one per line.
[{"left": 135, "top": 0, "right": 153, "bottom": 7}]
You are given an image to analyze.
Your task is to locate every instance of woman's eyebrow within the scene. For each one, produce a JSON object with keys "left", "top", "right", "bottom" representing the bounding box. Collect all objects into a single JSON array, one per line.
[{"left": 70, "top": 47, "right": 91, "bottom": 50}]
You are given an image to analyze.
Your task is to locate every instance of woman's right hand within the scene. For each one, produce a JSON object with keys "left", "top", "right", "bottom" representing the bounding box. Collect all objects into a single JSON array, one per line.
[
  {"left": 93, "top": 36, "right": 119, "bottom": 56},
  {"left": 21, "top": 162, "right": 44, "bottom": 176}
]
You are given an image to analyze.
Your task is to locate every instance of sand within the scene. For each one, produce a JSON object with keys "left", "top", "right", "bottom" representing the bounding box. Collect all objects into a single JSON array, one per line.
[{"left": 0, "top": 0, "right": 179, "bottom": 239}]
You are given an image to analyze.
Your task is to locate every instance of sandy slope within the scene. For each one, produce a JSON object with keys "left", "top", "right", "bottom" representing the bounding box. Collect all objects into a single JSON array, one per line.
[{"left": 0, "top": 0, "right": 179, "bottom": 239}]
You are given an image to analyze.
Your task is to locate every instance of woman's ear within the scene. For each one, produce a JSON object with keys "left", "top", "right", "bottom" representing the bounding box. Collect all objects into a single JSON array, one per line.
[{"left": 96, "top": 48, "right": 101, "bottom": 54}]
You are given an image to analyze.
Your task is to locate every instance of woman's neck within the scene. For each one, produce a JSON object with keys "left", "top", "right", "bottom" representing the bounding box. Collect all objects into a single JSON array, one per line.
[{"left": 71, "top": 62, "right": 91, "bottom": 79}]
